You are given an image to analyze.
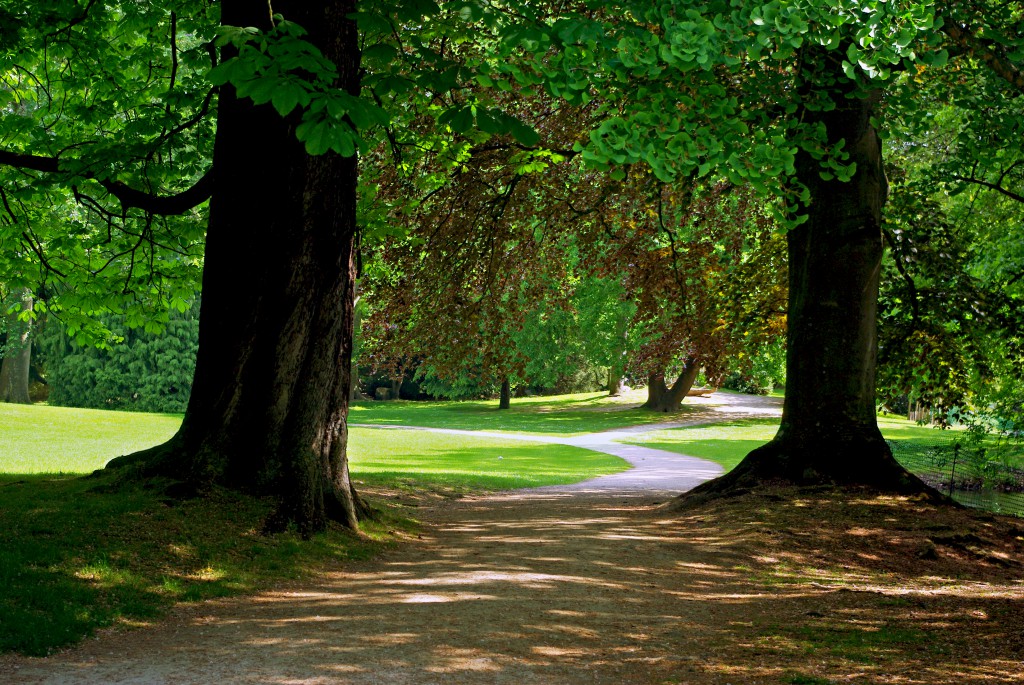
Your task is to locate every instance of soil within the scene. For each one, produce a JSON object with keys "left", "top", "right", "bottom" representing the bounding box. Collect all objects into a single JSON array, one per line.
[{"left": 4, "top": 395, "right": 1024, "bottom": 684}]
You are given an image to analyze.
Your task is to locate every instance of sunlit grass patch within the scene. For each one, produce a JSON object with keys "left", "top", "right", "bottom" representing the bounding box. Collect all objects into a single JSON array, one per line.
[
  {"left": 0, "top": 403, "right": 181, "bottom": 474},
  {"left": 618, "top": 418, "right": 780, "bottom": 471},
  {"left": 349, "top": 387, "right": 707, "bottom": 435},
  {"left": 349, "top": 427, "right": 630, "bottom": 491},
  {"left": 617, "top": 414, "right": 1017, "bottom": 473}
]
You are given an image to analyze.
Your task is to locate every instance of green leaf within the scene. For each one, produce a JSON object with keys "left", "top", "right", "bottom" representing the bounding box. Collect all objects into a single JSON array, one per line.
[
  {"left": 362, "top": 43, "right": 398, "bottom": 63},
  {"left": 476, "top": 109, "right": 503, "bottom": 135},
  {"left": 448, "top": 107, "right": 474, "bottom": 134},
  {"left": 271, "top": 85, "right": 304, "bottom": 116},
  {"left": 506, "top": 118, "right": 541, "bottom": 146}
]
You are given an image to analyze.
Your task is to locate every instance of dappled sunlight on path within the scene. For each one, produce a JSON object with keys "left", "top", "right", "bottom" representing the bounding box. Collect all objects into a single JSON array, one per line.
[
  {"left": 7, "top": 489, "right": 1023, "bottom": 684},
  {"left": 3, "top": 496, "right": 792, "bottom": 684},
  {"left": 7, "top": 393, "right": 1023, "bottom": 684}
]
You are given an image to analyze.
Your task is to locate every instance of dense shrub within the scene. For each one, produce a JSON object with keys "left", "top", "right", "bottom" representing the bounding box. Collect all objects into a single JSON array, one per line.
[
  {"left": 722, "top": 339, "right": 786, "bottom": 395},
  {"left": 39, "top": 309, "right": 198, "bottom": 413}
]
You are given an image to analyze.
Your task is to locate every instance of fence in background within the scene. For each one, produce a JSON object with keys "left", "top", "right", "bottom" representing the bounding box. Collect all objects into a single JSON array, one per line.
[{"left": 888, "top": 438, "right": 1024, "bottom": 518}]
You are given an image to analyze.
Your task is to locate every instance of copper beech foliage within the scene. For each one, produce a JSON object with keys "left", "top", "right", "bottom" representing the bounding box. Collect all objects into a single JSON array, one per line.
[{"left": 359, "top": 87, "right": 787, "bottom": 399}]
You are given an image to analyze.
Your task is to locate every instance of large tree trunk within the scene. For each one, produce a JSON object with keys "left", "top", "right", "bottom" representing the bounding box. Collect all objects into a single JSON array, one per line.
[
  {"left": 106, "top": 0, "right": 369, "bottom": 534},
  {"left": 0, "top": 290, "right": 32, "bottom": 404},
  {"left": 642, "top": 358, "right": 700, "bottom": 412},
  {"left": 690, "top": 53, "right": 922, "bottom": 496}
]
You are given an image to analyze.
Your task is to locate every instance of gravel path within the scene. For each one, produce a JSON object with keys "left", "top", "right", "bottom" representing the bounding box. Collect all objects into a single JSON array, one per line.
[{"left": 3, "top": 393, "right": 783, "bottom": 685}]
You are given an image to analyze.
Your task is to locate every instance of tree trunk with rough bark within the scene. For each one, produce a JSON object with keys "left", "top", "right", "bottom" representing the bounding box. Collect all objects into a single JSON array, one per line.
[
  {"left": 642, "top": 358, "right": 700, "bottom": 412},
  {"left": 106, "top": 0, "right": 370, "bottom": 535},
  {"left": 0, "top": 290, "right": 32, "bottom": 405},
  {"left": 499, "top": 377, "right": 511, "bottom": 410},
  {"left": 689, "top": 53, "right": 925, "bottom": 497}
]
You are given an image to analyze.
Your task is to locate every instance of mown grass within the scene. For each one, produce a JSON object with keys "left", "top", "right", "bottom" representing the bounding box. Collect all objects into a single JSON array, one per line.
[
  {"left": 349, "top": 387, "right": 697, "bottom": 435},
  {"left": 350, "top": 427, "right": 628, "bottom": 491},
  {"left": 618, "top": 415, "right": 1017, "bottom": 471},
  {"left": 0, "top": 403, "right": 628, "bottom": 656},
  {"left": 0, "top": 403, "right": 181, "bottom": 474}
]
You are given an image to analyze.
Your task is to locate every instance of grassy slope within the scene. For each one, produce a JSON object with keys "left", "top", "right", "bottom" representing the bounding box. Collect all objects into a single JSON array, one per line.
[{"left": 0, "top": 403, "right": 182, "bottom": 474}]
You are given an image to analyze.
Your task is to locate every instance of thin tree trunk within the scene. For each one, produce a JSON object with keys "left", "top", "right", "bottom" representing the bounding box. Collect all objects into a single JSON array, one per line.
[
  {"left": 106, "top": 0, "right": 369, "bottom": 535},
  {"left": 350, "top": 284, "right": 362, "bottom": 401},
  {"left": 689, "top": 50, "right": 924, "bottom": 496},
  {"left": 499, "top": 377, "right": 511, "bottom": 410},
  {"left": 0, "top": 290, "right": 32, "bottom": 404}
]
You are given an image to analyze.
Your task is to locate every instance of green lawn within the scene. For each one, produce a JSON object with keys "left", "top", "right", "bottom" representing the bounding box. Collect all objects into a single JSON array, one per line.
[
  {"left": 0, "top": 404, "right": 629, "bottom": 487},
  {"left": 349, "top": 387, "right": 706, "bottom": 435},
  {"left": 618, "top": 415, "right": 1017, "bottom": 471},
  {"left": 350, "top": 427, "right": 628, "bottom": 491},
  {"left": 0, "top": 403, "right": 182, "bottom": 474},
  {"left": 0, "top": 402, "right": 628, "bottom": 656}
]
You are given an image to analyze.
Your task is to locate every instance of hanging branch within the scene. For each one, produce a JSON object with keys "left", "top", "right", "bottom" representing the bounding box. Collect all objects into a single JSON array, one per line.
[{"left": 0, "top": 150, "right": 214, "bottom": 214}]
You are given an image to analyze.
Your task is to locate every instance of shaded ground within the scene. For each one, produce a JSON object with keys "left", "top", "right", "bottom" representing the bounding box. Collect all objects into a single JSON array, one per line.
[
  {"left": 4, "top": 488, "right": 1023, "bottom": 684},
  {"left": 5, "top": 392, "right": 1023, "bottom": 684}
]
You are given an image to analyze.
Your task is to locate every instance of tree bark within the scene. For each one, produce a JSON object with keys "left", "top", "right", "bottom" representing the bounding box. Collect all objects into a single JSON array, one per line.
[
  {"left": 642, "top": 357, "right": 700, "bottom": 412},
  {"left": 105, "top": 0, "right": 369, "bottom": 534},
  {"left": 350, "top": 284, "right": 362, "bottom": 401},
  {"left": 499, "top": 377, "right": 511, "bottom": 410},
  {"left": 0, "top": 290, "right": 32, "bottom": 404},
  {"left": 689, "top": 52, "right": 924, "bottom": 496},
  {"left": 643, "top": 372, "right": 667, "bottom": 408},
  {"left": 607, "top": 367, "right": 624, "bottom": 396}
]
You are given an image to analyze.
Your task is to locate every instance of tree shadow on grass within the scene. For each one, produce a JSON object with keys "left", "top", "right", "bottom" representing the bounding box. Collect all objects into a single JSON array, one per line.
[
  {"left": 7, "top": 487, "right": 1023, "bottom": 683},
  {"left": 0, "top": 474, "right": 381, "bottom": 657}
]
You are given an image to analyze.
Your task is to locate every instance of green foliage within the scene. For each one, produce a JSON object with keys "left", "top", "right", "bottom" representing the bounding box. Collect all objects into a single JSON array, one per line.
[
  {"left": 491, "top": 0, "right": 946, "bottom": 227},
  {"left": 38, "top": 307, "right": 199, "bottom": 413},
  {"left": 723, "top": 339, "right": 786, "bottom": 395},
  {"left": 0, "top": 1, "right": 211, "bottom": 340}
]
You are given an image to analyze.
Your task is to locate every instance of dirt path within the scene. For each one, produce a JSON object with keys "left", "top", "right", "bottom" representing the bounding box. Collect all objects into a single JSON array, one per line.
[{"left": 9, "top": 393, "right": 1021, "bottom": 684}]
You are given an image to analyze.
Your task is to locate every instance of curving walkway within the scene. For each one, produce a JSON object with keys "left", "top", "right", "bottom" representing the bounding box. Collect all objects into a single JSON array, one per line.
[
  {"left": 3, "top": 392, "right": 783, "bottom": 685},
  {"left": 352, "top": 390, "right": 783, "bottom": 497}
]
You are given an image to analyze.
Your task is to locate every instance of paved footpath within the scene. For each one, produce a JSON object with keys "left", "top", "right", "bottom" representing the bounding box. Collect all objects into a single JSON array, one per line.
[{"left": 353, "top": 391, "right": 783, "bottom": 497}]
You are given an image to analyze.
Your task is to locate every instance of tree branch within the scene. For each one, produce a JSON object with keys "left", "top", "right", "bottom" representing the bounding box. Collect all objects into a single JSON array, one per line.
[
  {"left": 942, "top": 19, "right": 1024, "bottom": 95},
  {"left": 0, "top": 150, "right": 214, "bottom": 214},
  {"left": 949, "top": 173, "right": 1024, "bottom": 204}
]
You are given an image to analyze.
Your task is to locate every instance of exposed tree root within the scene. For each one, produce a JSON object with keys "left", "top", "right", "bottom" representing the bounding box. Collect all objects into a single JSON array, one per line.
[{"left": 668, "top": 438, "right": 954, "bottom": 512}]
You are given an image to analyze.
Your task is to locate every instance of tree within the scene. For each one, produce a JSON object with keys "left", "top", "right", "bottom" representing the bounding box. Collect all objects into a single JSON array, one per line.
[
  {"left": 1, "top": 0, "right": 368, "bottom": 533},
  {"left": 495, "top": 0, "right": 1020, "bottom": 490},
  {"left": 0, "top": 287, "right": 33, "bottom": 404},
  {"left": 599, "top": 179, "right": 784, "bottom": 412}
]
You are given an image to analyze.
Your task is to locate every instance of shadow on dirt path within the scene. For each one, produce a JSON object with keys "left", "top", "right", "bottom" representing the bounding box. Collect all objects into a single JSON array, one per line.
[{"left": 9, "top": 392, "right": 1021, "bottom": 684}]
